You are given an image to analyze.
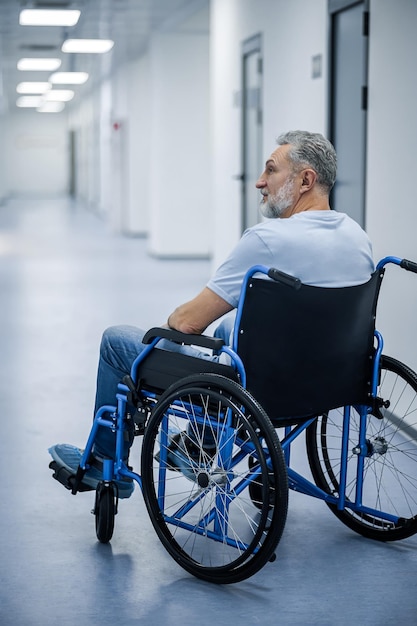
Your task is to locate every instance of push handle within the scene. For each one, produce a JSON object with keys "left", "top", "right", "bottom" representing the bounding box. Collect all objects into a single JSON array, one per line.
[
  {"left": 400, "top": 258, "right": 417, "bottom": 274},
  {"left": 267, "top": 267, "right": 302, "bottom": 290}
]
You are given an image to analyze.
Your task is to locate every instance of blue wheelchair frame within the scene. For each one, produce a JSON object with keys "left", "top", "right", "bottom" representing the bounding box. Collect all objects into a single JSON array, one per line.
[{"left": 78, "top": 255, "right": 413, "bottom": 532}]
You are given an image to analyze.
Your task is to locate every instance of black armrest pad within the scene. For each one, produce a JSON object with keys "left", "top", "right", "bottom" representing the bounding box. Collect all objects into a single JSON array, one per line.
[{"left": 142, "top": 326, "right": 225, "bottom": 351}]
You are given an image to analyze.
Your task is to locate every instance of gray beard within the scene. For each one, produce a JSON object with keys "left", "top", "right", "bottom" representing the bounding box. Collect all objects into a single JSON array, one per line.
[{"left": 260, "top": 177, "right": 295, "bottom": 218}]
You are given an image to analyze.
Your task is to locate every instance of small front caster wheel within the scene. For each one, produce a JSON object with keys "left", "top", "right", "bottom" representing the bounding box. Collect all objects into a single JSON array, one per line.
[{"left": 94, "top": 482, "right": 117, "bottom": 543}]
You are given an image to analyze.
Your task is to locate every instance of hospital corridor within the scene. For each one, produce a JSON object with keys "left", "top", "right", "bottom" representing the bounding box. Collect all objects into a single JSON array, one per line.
[
  {"left": 1, "top": 0, "right": 417, "bottom": 624},
  {"left": 0, "top": 196, "right": 416, "bottom": 625}
]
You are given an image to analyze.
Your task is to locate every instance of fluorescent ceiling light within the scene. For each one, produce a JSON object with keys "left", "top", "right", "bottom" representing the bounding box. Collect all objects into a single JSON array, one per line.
[
  {"left": 17, "top": 96, "right": 44, "bottom": 108},
  {"left": 18, "top": 58, "right": 62, "bottom": 71},
  {"left": 17, "top": 82, "right": 50, "bottom": 94},
  {"left": 19, "top": 9, "right": 80, "bottom": 26},
  {"left": 62, "top": 39, "right": 114, "bottom": 54},
  {"left": 49, "top": 72, "right": 89, "bottom": 85},
  {"left": 37, "top": 102, "right": 65, "bottom": 113},
  {"left": 44, "top": 89, "right": 74, "bottom": 102}
]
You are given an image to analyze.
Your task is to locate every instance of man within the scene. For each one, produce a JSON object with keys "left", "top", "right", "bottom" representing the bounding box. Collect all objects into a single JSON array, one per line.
[{"left": 49, "top": 130, "right": 374, "bottom": 497}]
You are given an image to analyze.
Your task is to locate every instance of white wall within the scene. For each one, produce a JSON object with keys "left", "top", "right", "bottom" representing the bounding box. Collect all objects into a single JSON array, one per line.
[
  {"left": 148, "top": 27, "right": 210, "bottom": 257},
  {"left": 107, "top": 54, "right": 151, "bottom": 236},
  {"left": 98, "top": 80, "right": 113, "bottom": 219},
  {"left": 109, "top": 67, "right": 128, "bottom": 233},
  {"left": 210, "top": 0, "right": 328, "bottom": 270},
  {"left": 70, "top": 83, "right": 114, "bottom": 218},
  {"left": 0, "top": 31, "right": 6, "bottom": 203},
  {"left": 5, "top": 109, "right": 68, "bottom": 196},
  {"left": 0, "top": 116, "right": 7, "bottom": 202},
  {"left": 126, "top": 56, "right": 151, "bottom": 235},
  {"left": 366, "top": 0, "right": 417, "bottom": 370},
  {"left": 69, "top": 95, "right": 96, "bottom": 210}
]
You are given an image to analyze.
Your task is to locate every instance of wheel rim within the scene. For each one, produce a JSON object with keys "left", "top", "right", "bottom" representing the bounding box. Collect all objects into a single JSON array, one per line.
[{"left": 141, "top": 375, "right": 288, "bottom": 582}]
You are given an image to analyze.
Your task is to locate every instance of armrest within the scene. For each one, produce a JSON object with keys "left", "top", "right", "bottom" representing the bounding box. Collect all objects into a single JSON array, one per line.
[{"left": 142, "top": 326, "right": 225, "bottom": 351}]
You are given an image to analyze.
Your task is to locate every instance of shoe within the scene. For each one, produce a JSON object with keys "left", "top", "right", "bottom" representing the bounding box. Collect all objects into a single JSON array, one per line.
[
  {"left": 48, "top": 443, "right": 134, "bottom": 499},
  {"left": 162, "top": 432, "right": 214, "bottom": 482}
]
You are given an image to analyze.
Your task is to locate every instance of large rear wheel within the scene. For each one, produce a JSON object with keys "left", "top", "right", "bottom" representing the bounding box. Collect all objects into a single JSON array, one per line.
[
  {"left": 141, "top": 374, "right": 288, "bottom": 584},
  {"left": 306, "top": 355, "right": 417, "bottom": 541}
]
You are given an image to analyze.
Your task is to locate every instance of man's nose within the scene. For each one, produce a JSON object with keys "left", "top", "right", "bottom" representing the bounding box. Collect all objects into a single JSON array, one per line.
[{"left": 255, "top": 175, "right": 266, "bottom": 189}]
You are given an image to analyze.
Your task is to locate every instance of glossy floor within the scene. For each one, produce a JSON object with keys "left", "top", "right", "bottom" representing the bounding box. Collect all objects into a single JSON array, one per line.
[{"left": 0, "top": 197, "right": 416, "bottom": 626}]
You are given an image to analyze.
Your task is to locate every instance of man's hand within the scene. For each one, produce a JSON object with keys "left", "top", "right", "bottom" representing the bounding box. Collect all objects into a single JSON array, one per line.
[{"left": 167, "top": 287, "right": 233, "bottom": 335}]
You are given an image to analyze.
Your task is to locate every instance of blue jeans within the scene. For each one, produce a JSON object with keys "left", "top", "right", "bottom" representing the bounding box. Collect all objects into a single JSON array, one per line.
[{"left": 93, "top": 317, "right": 234, "bottom": 458}]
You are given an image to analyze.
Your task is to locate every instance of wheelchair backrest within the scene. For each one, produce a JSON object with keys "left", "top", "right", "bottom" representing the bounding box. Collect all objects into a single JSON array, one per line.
[{"left": 236, "top": 269, "right": 384, "bottom": 424}]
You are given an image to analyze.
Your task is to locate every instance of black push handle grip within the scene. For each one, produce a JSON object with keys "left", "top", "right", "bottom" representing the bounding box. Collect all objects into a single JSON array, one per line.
[
  {"left": 267, "top": 267, "right": 302, "bottom": 290},
  {"left": 400, "top": 258, "right": 417, "bottom": 274}
]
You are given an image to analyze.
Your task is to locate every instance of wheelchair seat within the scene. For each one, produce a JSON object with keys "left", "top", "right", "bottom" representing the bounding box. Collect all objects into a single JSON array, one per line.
[{"left": 132, "top": 346, "right": 238, "bottom": 396}]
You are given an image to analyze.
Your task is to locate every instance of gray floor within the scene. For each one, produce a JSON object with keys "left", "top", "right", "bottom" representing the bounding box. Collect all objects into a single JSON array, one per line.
[{"left": 1, "top": 197, "right": 416, "bottom": 626}]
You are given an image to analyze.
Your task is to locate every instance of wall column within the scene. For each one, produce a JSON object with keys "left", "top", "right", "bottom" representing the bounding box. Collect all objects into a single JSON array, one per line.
[{"left": 148, "top": 26, "right": 210, "bottom": 257}]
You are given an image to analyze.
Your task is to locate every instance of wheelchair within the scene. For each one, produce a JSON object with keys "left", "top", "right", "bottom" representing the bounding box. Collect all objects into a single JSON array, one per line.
[{"left": 50, "top": 255, "right": 417, "bottom": 584}]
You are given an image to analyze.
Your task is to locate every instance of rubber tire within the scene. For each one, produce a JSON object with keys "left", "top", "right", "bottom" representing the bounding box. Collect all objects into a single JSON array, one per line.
[
  {"left": 306, "top": 355, "right": 417, "bottom": 541},
  {"left": 141, "top": 373, "right": 288, "bottom": 584},
  {"left": 95, "top": 483, "right": 116, "bottom": 543}
]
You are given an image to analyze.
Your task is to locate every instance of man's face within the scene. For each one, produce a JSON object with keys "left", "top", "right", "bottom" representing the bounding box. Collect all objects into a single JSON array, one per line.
[{"left": 256, "top": 145, "right": 296, "bottom": 218}]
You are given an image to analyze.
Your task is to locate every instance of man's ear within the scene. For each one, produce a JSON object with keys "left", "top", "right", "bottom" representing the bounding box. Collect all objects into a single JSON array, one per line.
[{"left": 300, "top": 169, "right": 317, "bottom": 194}]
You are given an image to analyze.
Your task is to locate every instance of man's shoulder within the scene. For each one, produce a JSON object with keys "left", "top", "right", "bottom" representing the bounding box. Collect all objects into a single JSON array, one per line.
[{"left": 247, "top": 211, "right": 338, "bottom": 233}]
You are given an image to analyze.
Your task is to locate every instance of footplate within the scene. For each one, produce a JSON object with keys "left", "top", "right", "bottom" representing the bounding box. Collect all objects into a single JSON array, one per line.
[{"left": 49, "top": 460, "right": 93, "bottom": 494}]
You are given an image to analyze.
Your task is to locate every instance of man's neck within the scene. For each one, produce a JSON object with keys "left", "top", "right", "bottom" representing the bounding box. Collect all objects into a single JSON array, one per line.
[{"left": 282, "top": 193, "right": 330, "bottom": 218}]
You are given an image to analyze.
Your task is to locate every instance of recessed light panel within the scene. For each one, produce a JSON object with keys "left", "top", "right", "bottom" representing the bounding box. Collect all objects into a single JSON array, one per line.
[
  {"left": 49, "top": 72, "right": 89, "bottom": 85},
  {"left": 17, "top": 82, "right": 50, "bottom": 94},
  {"left": 16, "top": 96, "right": 44, "bottom": 108},
  {"left": 19, "top": 10, "right": 81, "bottom": 27},
  {"left": 44, "top": 89, "right": 75, "bottom": 102},
  {"left": 18, "top": 58, "right": 62, "bottom": 71},
  {"left": 62, "top": 39, "right": 114, "bottom": 54},
  {"left": 37, "top": 102, "right": 65, "bottom": 113}
]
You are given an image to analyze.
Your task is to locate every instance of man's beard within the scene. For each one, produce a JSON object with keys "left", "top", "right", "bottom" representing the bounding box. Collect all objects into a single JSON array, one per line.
[{"left": 260, "top": 176, "right": 295, "bottom": 218}]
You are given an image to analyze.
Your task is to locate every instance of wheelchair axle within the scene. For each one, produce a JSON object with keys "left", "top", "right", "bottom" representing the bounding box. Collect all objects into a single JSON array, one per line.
[{"left": 352, "top": 436, "right": 388, "bottom": 457}]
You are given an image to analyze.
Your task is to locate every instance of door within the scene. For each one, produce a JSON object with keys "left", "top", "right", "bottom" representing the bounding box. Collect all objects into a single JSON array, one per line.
[
  {"left": 329, "top": 0, "right": 369, "bottom": 227},
  {"left": 241, "top": 34, "right": 263, "bottom": 232}
]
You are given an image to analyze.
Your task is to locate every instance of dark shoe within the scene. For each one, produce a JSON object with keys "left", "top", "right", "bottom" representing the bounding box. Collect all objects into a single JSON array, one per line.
[
  {"left": 161, "top": 432, "right": 214, "bottom": 482},
  {"left": 48, "top": 443, "right": 134, "bottom": 499}
]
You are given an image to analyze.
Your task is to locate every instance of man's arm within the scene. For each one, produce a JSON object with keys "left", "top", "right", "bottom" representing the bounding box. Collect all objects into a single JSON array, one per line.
[{"left": 167, "top": 287, "right": 233, "bottom": 335}]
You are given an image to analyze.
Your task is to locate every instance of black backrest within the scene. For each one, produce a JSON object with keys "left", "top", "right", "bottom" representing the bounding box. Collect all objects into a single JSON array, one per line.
[{"left": 236, "top": 269, "right": 384, "bottom": 425}]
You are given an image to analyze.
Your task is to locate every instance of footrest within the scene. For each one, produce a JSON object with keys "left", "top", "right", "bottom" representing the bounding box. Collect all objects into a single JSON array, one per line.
[{"left": 49, "top": 460, "right": 94, "bottom": 494}]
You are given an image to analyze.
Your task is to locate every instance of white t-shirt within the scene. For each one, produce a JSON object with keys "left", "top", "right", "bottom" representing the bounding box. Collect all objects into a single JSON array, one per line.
[{"left": 207, "top": 211, "right": 374, "bottom": 308}]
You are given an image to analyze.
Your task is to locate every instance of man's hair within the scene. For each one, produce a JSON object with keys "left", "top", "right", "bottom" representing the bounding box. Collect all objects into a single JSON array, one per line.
[{"left": 276, "top": 130, "right": 337, "bottom": 193}]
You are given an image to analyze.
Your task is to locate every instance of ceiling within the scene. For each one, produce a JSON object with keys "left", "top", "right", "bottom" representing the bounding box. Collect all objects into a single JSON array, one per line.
[{"left": 0, "top": 0, "right": 207, "bottom": 113}]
